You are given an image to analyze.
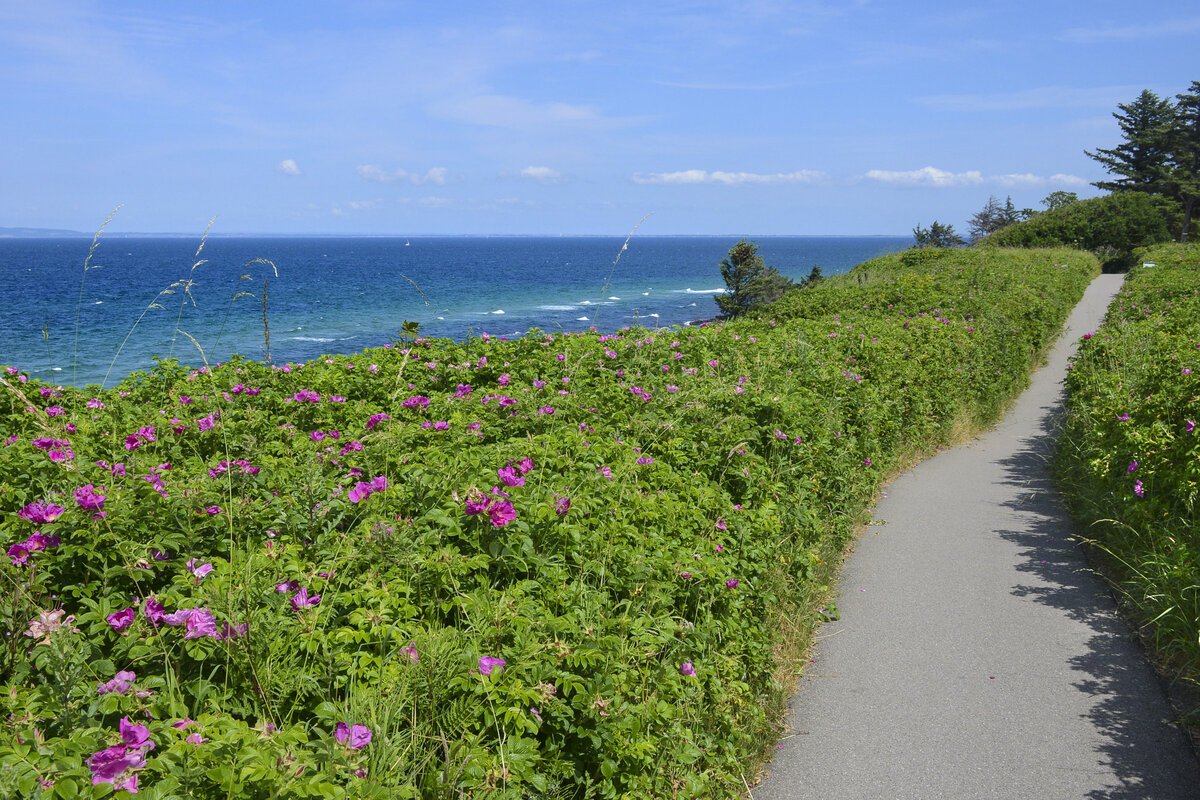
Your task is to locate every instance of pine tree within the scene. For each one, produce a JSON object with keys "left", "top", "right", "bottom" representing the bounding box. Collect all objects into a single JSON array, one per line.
[
  {"left": 912, "top": 221, "right": 964, "bottom": 248},
  {"left": 715, "top": 239, "right": 794, "bottom": 317},
  {"left": 1166, "top": 81, "right": 1200, "bottom": 240},
  {"left": 1085, "top": 89, "right": 1176, "bottom": 194}
]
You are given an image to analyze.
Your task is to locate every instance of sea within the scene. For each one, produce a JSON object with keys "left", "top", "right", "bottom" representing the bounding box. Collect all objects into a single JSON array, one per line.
[{"left": 0, "top": 235, "right": 910, "bottom": 388}]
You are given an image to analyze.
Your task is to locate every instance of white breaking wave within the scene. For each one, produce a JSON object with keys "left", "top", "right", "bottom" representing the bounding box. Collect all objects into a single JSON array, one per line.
[
  {"left": 538, "top": 304, "right": 578, "bottom": 311},
  {"left": 290, "top": 336, "right": 335, "bottom": 342},
  {"left": 678, "top": 288, "right": 725, "bottom": 294},
  {"left": 608, "top": 296, "right": 620, "bottom": 300},
  {"left": 576, "top": 316, "right": 589, "bottom": 321},
  {"left": 491, "top": 310, "right": 505, "bottom": 315}
]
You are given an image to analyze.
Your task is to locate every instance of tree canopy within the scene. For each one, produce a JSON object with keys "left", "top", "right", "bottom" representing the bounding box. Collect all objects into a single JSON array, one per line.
[
  {"left": 715, "top": 239, "right": 795, "bottom": 317},
  {"left": 912, "top": 221, "right": 965, "bottom": 249}
]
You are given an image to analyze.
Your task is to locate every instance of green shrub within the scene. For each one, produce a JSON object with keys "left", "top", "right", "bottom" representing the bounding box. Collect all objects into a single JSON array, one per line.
[
  {"left": 0, "top": 247, "right": 1097, "bottom": 797},
  {"left": 1054, "top": 242, "right": 1200, "bottom": 729},
  {"left": 983, "top": 192, "right": 1172, "bottom": 268}
]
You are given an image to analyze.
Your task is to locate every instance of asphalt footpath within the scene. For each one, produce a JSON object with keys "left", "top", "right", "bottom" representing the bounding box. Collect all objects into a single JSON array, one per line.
[{"left": 752, "top": 273, "right": 1200, "bottom": 800}]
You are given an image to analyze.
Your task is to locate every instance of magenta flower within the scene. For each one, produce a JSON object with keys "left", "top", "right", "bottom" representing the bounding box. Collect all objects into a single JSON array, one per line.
[
  {"left": 1134, "top": 480, "right": 1145, "bottom": 498},
  {"left": 220, "top": 621, "right": 247, "bottom": 639},
  {"left": 290, "top": 586, "right": 321, "bottom": 610},
  {"left": 1187, "top": 419, "right": 1196, "bottom": 433},
  {"left": 432, "top": 420, "right": 449, "bottom": 430},
  {"left": 370, "top": 476, "right": 387, "bottom": 493},
  {"left": 19, "top": 501, "right": 65, "bottom": 524},
  {"left": 864, "top": 458, "right": 872, "bottom": 467},
  {"left": 497, "top": 465, "right": 525, "bottom": 487},
  {"left": 554, "top": 495, "right": 570, "bottom": 515},
  {"left": 7, "top": 542, "right": 31, "bottom": 566},
  {"left": 275, "top": 579, "right": 300, "bottom": 593},
  {"left": 366, "top": 412, "right": 390, "bottom": 430},
  {"left": 348, "top": 481, "right": 373, "bottom": 503},
  {"left": 401, "top": 395, "right": 430, "bottom": 409},
  {"left": 403, "top": 642, "right": 419, "bottom": 663},
  {"left": 184, "top": 608, "right": 222, "bottom": 640},
  {"left": 478, "top": 656, "right": 507, "bottom": 676},
  {"left": 335, "top": 722, "right": 373, "bottom": 749},
  {"left": 144, "top": 598, "right": 166, "bottom": 626},
  {"left": 198, "top": 413, "right": 217, "bottom": 432},
  {"left": 97, "top": 670, "right": 137, "bottom": 695},
  {"left": 1127, "top": 461, "right": 1138, "bottom": 472},
  {"left": 725, "top": 579, "right": 740, "bottom": 590},
  {"left": 464, "top": 489, "right": 489, "bottom": 516},
  {"left": 716, "top": 517, "right": 727, "bottom": 531},
  {"left": 162, "top": 608, "right": 194, "bottom": 627},
  {"left": 119, "top": 716, "right": 154, "bottom": 750},
  {"left": 187, "top": 559, "right": 214, "bottom": 582},
  {"left": 636, "top": 456, "right": 654, "bottom": 465},
  {"left": 679, "top": 661, "right": 696, "bottom": 677},
  {"left": 186, "top": 733, "right": 209, "bottom": 744},
  {"left": 107, "top": 608, "right": 136, "bottom": 631},
  {"left": 88, "top": 744, "right": 146, "bottom": 790},
  {"left": 487, "top": 499, "right": 517, "bottom": 528}
]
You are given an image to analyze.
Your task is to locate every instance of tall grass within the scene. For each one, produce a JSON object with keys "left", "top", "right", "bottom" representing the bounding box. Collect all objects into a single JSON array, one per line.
[{"left": 1054, "top": 242, "right": 1200, "bottom": 732}]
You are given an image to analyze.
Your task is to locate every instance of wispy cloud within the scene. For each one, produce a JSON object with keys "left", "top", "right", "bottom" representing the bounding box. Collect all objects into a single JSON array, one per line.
[
  {"left": 276, "top": 159, "right": 302, "bottom": 176},
  {"left": 916, "top": 85, "right": 1141, "bottom": 112},
  {"left": 631, "top": 169, "right": 827, "bottom": 185},
  {"left": 519, "top": 166, "right": 565, "bottom": 184},
  {"left": 1059, "top": 17, "right": 1200, "bottom": 43},
  {"left": 863, "top": 166, "right": 983, "bottom": 187},
  {"left": 356, "top": 165, "right": 450, "bottom": 185},
  {"left": 430, "top": 94, "right": 602, "bottom": 131},
  {"left": 863, "top": 166, "right": 1086, "bottom": 188}
]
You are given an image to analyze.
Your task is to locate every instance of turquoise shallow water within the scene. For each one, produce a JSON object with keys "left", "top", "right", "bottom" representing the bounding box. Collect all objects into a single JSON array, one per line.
[{"left": 0, "top": 235, "right": 908, "bottom": 387}]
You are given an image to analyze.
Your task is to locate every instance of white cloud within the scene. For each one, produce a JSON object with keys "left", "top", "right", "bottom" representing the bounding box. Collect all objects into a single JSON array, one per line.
[
  {"left": 356, "top": 165, "right": 450, "bottom": 185},
  {"left": 631, "top": 169, "right": 827, "bottom": 185},
  {"left": 863, "top": 166, "right": 1087, "bottom": 189},
  {"left": 276, "top": 159, "right": 302, "bottom": 176},
  {"left": 863, "top": 166, "right": 984, "bottom": 187},
  {"left": 519, "top": 166, "right": 564, "bottom": 184}
]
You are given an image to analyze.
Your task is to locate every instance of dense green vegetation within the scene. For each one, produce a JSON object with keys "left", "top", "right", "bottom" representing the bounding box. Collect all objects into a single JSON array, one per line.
[
  {"left": 1, "top": 247, "right": 1096, "bottom": 798},
  {"left": 982, "top": 192, "right": 1172, "bottom": 268},
  {"left": 1053, "top": 242, "right": 1200, "bottom": 730}
]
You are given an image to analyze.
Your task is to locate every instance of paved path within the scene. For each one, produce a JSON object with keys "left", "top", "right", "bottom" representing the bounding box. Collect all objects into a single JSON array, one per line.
[{"left": 753, "top": 274, "right": 1200, "bottom": 800}]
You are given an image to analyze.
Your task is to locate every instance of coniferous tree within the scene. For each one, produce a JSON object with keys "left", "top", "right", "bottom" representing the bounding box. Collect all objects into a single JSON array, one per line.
[
  {"left": 912, "top": 221, "right": 965, "bottom": 248},
  {"left": 715, "top": 239, "right": 794, "bottom": 316},
  {"left": 968, "top": 195, "right": 1022, "bottom": 241},
  {"left": 1085, "top": 89, "right": 1176, "bottom": 194},
  {"left": 1166, "top": 81, "right": 1200, "bottom": 240}
]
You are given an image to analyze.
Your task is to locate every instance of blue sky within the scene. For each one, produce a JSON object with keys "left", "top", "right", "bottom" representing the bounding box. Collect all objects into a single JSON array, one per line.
[{"left": 2, "top": 1, "right": 1196, "bottom": 236}]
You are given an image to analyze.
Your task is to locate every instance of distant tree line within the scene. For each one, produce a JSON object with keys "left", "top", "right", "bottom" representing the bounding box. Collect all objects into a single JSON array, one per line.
[{"left": 911, "top": 80, "right": 1198, "bottom": 257}]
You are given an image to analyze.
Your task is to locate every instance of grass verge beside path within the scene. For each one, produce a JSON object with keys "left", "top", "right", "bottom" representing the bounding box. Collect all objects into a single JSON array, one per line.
[
  {"left": 1054, "top": 242, "right": 1200, "bottom": 741},
  {"left": 1, "top": 247, "right": 1095, "bottom": 798}
]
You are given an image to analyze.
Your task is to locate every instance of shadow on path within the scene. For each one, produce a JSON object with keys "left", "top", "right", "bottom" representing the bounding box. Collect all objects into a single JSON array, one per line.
[{"left": 992, "top": 403, "right": 1198, "bottom": 799}]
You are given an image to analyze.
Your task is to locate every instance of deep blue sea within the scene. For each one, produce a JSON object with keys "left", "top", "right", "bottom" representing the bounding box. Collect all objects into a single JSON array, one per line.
[{"left": 0, "top": 235, "right": 909, "bottom": 387}]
